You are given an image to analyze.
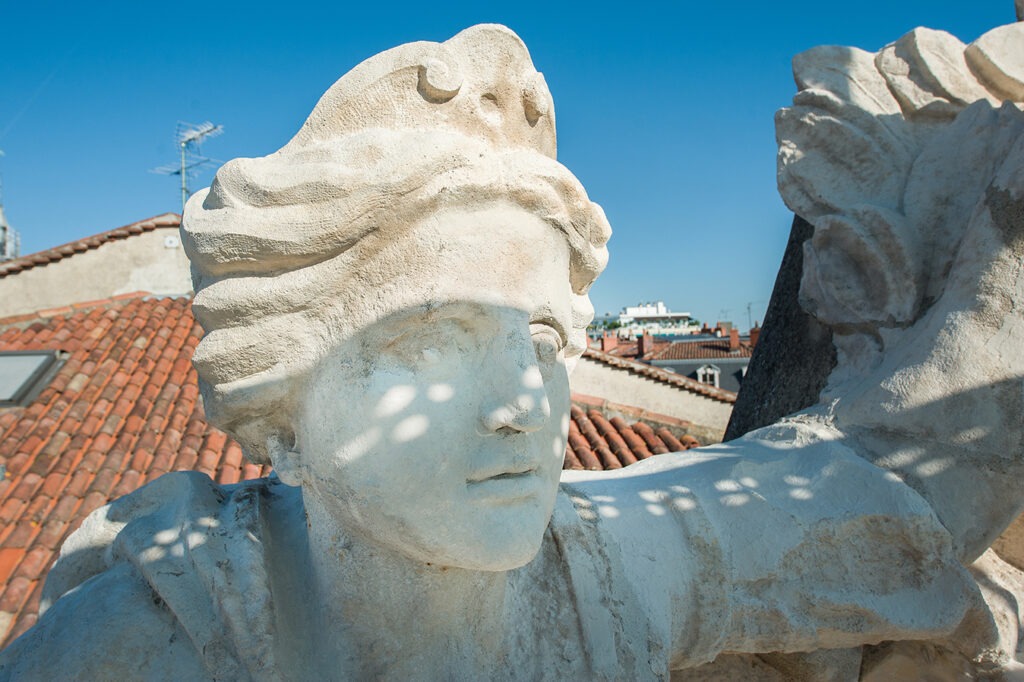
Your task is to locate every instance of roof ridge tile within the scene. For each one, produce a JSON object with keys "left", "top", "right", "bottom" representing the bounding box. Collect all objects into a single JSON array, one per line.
[{"left": 582, "top": 348, "right": 737, "bottom": 403}]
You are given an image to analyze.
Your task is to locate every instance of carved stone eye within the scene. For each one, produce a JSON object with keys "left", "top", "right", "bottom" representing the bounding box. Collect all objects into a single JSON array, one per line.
[{"left": 531, "top": 324, "right": 563, "bottom": 364}]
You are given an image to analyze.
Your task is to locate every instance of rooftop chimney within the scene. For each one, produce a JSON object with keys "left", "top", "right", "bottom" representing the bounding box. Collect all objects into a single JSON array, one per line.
[
  {"left": 729, "top": 328, "right": 740, "bottom": 352},
  {"left": 601, "top": 330, "right": 618, "bottom": 352},
  {"left": 749, "top": 323, "right": 761, "bottom": 349},
  {"left": 638, "top": 331, "right": 654, "bottom": 358}
]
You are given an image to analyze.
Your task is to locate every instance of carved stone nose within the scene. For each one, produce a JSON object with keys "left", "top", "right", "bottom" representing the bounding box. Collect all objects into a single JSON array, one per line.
[
  {"left": 480, "top": 391, "right": 550, "bottom": 433},
  {"left": 480, "top": 364, "right": 550, "bottom": 433}
]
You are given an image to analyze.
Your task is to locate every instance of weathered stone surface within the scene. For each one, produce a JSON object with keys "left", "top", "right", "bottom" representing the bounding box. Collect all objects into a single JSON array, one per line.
[
  {"left": 967, "top": 23, "right": 1024, "bottom": 101},
  {"left": 746, "top": 14, "right": 1024, "bottom": 679},
  {"left": 777, "top": 19, "right": 1024, "bottom": 567},
  {"left": 3, "top": 17, "right": 1024, "bottom": 681}
]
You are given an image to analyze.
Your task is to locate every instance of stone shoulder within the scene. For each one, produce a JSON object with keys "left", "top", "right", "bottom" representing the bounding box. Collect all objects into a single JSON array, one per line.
[{"left": 0, "top": 562, "right": 209, "bottom": 681}]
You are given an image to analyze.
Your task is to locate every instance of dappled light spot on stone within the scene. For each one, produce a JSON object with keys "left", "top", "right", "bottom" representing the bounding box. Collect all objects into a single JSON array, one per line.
[
  {"left": 719, "top": 493, "right": 751, "bottom": 507},
  {"left": 375, "top": 385, "right": 417, "bottom": 418},
  {"left": 913, "top": 458, "right": 955, "bottom": 478},
  {"left": 672, "top": 497, "right": 697, "bottom": 511},
  {"left": 390, "top": 414, "right": 429, "bottom": 443},
  {"left": 645, "top": 504, "right": 667, "bottom": 517},
  {"left": 427, "top": 383, "right": 453, "bottom": 402}
]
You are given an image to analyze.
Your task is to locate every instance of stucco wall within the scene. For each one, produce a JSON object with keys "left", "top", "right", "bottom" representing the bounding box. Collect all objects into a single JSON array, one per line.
[
  {"left": 0, "top": 228, "right": 192, "bottom": 317},
  {"left": 570, "top": 356, "right": 734, "bottom": 436}
]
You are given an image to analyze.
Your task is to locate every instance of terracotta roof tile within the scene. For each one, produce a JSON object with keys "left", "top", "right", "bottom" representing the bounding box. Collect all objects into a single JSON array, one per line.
[
  {"left": 657, "top": 428, "right": 685, "bottom": 452},
  {"left": 632, "top": 422, "right": 670, "bottom": 455},
  {"left": 14, "top": 549, "right": 49, "bottom": 584},
  {"left": 0, "top": 550, "right": 23, "bottom": 586},
  {"left": 5, "top": 522, "right": 35, "bottom": 549},
  {"left": 33, "top": 522, "right": 65, "bottom": 552},
  {"left": 0, "top": 578, "right": 30, "bottom": 613},
  {"left": 588, "top": 410, "right": 639, "bottom": 467},
  {"left": 582, "top": 348, "right": 737, "bottom": 403},
  {"left": 0, "top": 293, "right": 707, "bottom": 648},
  {"left": 112, "top": 470, "right": 142, "bottom": 499},
  {"left": 0, "top": 214, "right": 180, "bottom": 279},
  {"left": 611, "top": 417, "right": 653, "bottom": 460}
]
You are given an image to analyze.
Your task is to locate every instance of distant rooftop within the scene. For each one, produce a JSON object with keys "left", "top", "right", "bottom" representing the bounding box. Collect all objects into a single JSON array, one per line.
[
  {"left": 582, "top": 347, "right": 737, "bottom": 403},
  {"left": 0, "top": 213, "right": 179, "bottom": 278},
  {"left": 652, "top": 336, "right": 754, "bottom": 361}
]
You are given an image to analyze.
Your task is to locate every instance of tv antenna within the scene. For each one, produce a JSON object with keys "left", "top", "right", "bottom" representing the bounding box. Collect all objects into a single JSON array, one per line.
[
  {"left": 0, "top": 148, "right": 20, "bottom": 262},
  {"left": 745, "top": 300, "right": 766, "bottom": 330},
  {"left": 150, "top": 121, "right": 223, "bottom": 212}
]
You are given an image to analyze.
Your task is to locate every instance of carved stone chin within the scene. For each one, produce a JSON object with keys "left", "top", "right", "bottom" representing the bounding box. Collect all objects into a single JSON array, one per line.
[{"left": 2, "top": 19, "right": 1023, "bottom": 682}]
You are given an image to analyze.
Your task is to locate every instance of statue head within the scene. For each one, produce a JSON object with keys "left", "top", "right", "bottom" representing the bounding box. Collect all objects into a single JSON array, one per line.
[{"left": 182, "top": 25, "right": 610, "bottom": 569}]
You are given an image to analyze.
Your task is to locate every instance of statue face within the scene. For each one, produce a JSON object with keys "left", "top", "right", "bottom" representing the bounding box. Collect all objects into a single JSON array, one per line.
[{"left": 295, "top": 203, "right": 574, "bottom": 570}]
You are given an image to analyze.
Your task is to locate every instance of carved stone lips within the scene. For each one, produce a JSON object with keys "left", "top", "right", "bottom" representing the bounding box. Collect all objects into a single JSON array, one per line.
[
  {"left": 485, "top": 470, "right": 535, "bottom": 481},
  {"left": 465, "top": 466, "right": 544, "bottom": 503},
  {"left": 466, "top": 465, "right": 538, "bottom": 484},
  {"left": 466, "top": 447, "right": 544, "bottom": 484},
  {"left": 468, "top": 466, "right": 540, "bottom": 483}
]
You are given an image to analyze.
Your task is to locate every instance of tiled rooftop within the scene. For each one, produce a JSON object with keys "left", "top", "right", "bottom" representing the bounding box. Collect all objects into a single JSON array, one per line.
[
  {"left": 0, "top": 295, "right": 703, "bottom": 648},
  {"left": 0, "top": 294, "right": 269, "bottom": 646},
  {"left": 565, "top": 402, "right": 699, "bottom": 470},
  {"left": 0, "top": 214, "right": 181, "bottom": 278},
  {"left": 652, "top": 337, "right": 754, "bottom": 361},
  {"left": 582, "top": 347, "right": 737, "bottom": 403}
]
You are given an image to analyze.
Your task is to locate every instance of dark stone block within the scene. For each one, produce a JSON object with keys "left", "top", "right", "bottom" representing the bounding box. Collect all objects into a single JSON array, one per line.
[{"left": 725, "top": 215, "right": 836, "bottom": 441}]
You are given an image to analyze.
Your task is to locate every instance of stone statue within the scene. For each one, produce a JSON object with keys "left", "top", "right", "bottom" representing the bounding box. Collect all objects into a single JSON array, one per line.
[{"left": 2, "top": 20, "right": 1022, "bottom": 681}]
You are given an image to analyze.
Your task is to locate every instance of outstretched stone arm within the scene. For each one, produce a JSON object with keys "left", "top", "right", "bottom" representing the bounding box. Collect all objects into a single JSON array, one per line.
[{"left": 560, "top": 417, "right": 979, "bottom": 670}]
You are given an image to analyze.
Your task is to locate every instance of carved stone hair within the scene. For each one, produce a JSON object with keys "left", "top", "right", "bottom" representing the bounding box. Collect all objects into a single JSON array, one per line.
[
  {"left": 777, "top": 23, "right": 1024, "bottom": 333},
  {"left": 181, "top": 25, "right": 611, "bottom": 464}
]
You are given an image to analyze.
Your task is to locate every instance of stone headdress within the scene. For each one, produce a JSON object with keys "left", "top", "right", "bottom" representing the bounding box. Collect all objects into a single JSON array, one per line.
[{"left": 182, "top": 25, "right": 611, "bottom": 464}]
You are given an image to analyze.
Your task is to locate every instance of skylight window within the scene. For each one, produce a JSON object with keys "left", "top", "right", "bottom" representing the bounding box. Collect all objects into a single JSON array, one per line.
[{"left": 0, "top": 351, "right": 62, "bottom": 407}]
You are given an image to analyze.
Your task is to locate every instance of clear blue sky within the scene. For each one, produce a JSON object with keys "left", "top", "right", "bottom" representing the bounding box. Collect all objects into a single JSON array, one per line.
[{"left": 0, "top": 1, "right": 1013, "bottom": 328}]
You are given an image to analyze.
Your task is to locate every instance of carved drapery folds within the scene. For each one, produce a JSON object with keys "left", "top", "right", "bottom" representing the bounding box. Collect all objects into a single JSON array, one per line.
[{"left": 777, "top": 23, "right": 1024, "bottom": 335}]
